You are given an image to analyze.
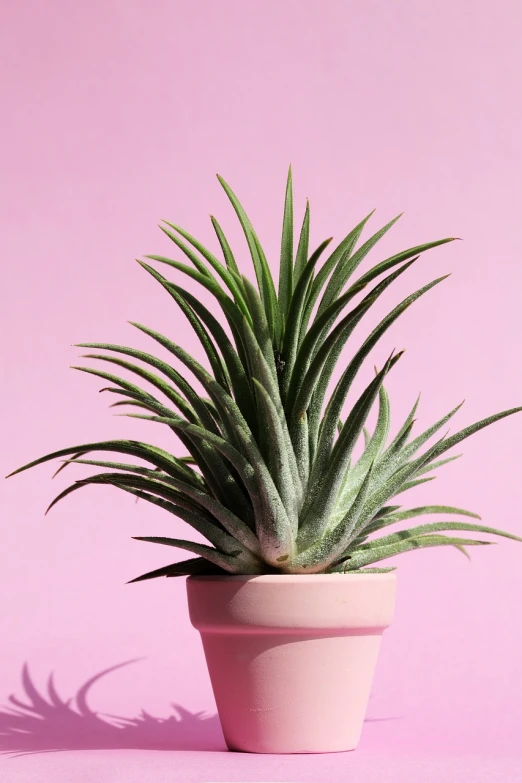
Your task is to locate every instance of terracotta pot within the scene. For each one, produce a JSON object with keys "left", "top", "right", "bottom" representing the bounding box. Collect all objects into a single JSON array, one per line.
[{"left": 186, "top": 573, "right": 396, "bottom": 754}]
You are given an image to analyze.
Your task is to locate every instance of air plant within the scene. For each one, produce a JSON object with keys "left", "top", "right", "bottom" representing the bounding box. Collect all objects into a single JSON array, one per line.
[{"left": 7, "top": 169, "right": 522, "bottom": 579}]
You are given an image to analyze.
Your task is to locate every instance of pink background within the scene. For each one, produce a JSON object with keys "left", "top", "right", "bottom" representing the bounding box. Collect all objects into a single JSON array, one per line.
[{"left": 2, "top": 0, "right": 522, "bottom": 780}]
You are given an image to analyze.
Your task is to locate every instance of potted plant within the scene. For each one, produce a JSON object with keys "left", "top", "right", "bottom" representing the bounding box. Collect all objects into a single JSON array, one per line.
[{"left": 8, "top": 169, "right": 521, "bottom": 754}]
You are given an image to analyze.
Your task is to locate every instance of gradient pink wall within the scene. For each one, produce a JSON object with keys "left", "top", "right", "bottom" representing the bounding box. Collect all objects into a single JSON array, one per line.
[{"left": 2, "top": 0, "right": 522, "bottom": 779}]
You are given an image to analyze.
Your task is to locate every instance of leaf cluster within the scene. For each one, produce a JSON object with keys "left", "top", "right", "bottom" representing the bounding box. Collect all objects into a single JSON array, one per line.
[{"left": 7, "top": 170, "right": 522, "bottom": 580}]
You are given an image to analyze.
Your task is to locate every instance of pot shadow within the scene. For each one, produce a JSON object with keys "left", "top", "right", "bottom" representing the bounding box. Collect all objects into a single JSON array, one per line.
[
  {"left": 0, "top": 661, "right": 225, "bottom": 756},
  {"left": 0, "top": 661, "right": 401, "bottom": 757}
]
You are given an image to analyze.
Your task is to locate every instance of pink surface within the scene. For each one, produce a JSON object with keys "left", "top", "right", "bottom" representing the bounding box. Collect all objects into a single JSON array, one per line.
[{"left": 2, "top": 0, "right": 522, "bottom": 780}]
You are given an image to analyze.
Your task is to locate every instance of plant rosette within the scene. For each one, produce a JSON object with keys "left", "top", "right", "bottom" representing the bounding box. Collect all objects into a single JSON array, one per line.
[{"left": 8, "top": 169, "right": 521, "bottom": 753}]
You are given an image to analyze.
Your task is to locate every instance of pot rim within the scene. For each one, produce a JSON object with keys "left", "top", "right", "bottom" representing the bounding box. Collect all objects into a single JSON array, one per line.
[{"left": 187, "top": 572, "right": 396, "bottom": 583}]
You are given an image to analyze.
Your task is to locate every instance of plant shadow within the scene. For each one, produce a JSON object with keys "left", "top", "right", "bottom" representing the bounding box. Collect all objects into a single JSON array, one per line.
[{"left": 0, "top": 661, "right": 225, "bottom": 756}]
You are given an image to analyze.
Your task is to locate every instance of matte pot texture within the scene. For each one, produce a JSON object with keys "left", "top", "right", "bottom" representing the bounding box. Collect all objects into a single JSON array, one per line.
[{"left": 186, "top": 573, "right": 397, "bottom": 754}]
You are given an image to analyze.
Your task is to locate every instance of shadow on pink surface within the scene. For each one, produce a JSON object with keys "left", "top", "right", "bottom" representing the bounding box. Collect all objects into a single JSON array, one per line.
[
  {"left": 0, "top": 662, "right": 401, "bottom": 757},
  {"left": 0, "top": 661, "right": 226, "bottom": 756}
]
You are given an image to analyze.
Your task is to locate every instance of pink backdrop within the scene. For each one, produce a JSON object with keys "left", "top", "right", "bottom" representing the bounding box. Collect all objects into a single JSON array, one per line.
[{"left": 2, "top": 1, "right": 522, "bottom": 780}]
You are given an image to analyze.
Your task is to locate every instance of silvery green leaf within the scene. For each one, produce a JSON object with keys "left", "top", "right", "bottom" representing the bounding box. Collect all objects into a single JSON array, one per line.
[
  {"left": 63, "top": 456, "right": 204, "bottom": 488},
  {"left": 156, "top": 284, "right": 231, "bottom": 393},
  {"left": 395, "top": 476, "right": 436, "bottom": 494},
  {"left": 138, "top": 258, "right": 253, "bottom": 333},
  {"left": 289, "top": 294, "right": 376, "bottom": 425},
  {"left": 142, "top": 255, "right": 251, "bottom": 325},
  {"left": 423, "top": 407, "right": 522, "bottom": 462},
  {"left": 280, "top": 237, "right": 328, "bottom": 400},
  {"left": 76, "top": 347, "right": 220, "bottom": 435},
  {"left": 122, "top": 328, "right": 293, "bottom": 563},
  {"left": 7, "top": 439, "right": 196, "bottom": 481},
  {"left": 47, "top": 472, "right": 249, "bottom": 557},
  {"left": 128, "top": 414, "right": 273, "bottom": 532},
  {"left": 100, "top": 470, "right": 260, "bottom": 556},
  {"left": 278, "top": 166, "right": 294, "bottom": 319},
  {"left": 382, "top": 393, "right": 420, "bottom": 456},
  {"left": 298, "top": 212, "right": 374, "bottom": 341},
  {"left": 363, "top": 398, "right": 465, "bottom": 500},
  {"left": 73, "top": 361, "right": 251, "bottom": 517},
  {"left": 290, "top": 257, "right": 415, "bottom": 418},
  {"left": 331, "top": 384, "right": 390, "bottom": 527},
  {"left": 340, "top": 534, "right": 492, "bottom": 571},
  {"left": 98, "top": 383, "right": 244, "bottom": 510},
  {"left": 415, "top": 454, "right": 462, "bottom": 477},
  {"left": 252, "top": 379, "right": 299, "bottom": 535},
  {"left": 128, "top": 556, "right": 228, "bottom": 582},
  {"left": 75, "top": 360, "right": 195, "bottom": 422},
  {"left": 293, "top": 199, "right": 310, "bottom": 285},
  {"left": 169, "top": 285, "right": 257, "bottom": 432},
  {"left": 241, "top": 277, "right": 279, "bottom": 382},
  {"left": 309, "top": 275, "right": 449, "bottom": 489},
  {"left": 298, "top": 355, "right": 400, "bottom": 549},
  {"left": 241, "top": 318, "right": 302, "bottom": 498},
  {"left": 132, "top": 536, "right": 261, "bottom": 574},
  {"left": 291, "top": 462, "right": 375, "bottom": 573},
  {"left": 316, "top": 214, "right": 402, "bottom": 317},
  {"left": 217, "top": 174, "right": 280, "bottom": 343},
  {"left": 359, "top": 521, "right": 522, "bottom": 550},
  {"left": 346, "top": 434, "right": 449, "bottom": 544},
  {"left": 400, "top": 401, "right": 465, "bottom": 462},
  {"left": 210, "top": 215, "right": 241, "bottom": 277},
  {"left": 360, "top": 504, "right": 480, "bottom": 538},
  {"left": 160, "top": 222, "right": 249, "bottom": 315}
]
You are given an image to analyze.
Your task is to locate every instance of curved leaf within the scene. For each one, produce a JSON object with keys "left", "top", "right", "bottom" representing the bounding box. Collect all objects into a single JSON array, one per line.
[
  {"left": 252, "top": 379, "right": 299, "bottom": 534},
  {"left": 340, "top": 534, "right": 492, "bottom": 571},
  {"left": 210, "top": 215, "right": 241, "bottom": 277},
  {"left": 309, "top": 274, "right": 449, "bottom": 490},
  {"left": 293, "top": 199, "right": 310, "bottom": 285},
  {"left": 171, "top": 284, "right": 256, "bottom": 430},
  {"left": 62, "top": 456, "right": 204, "bottom": 488},
  {"left": 45, "top": 472, "right": 246, "bottom": 556},
  {"left": 128, "top": 556, "right": 228, "bottom": 582},
  {"left": 359, "top": 521, "right": 522, "bottom": 550},
  {"left": 278, "top": 166, "right": 294, "bottom": 320},
  {"left": 298, "top": 353, "right": 401, "bottom": 548},
  {"left": 7, "top": 439, "right": 199, "bottom": 481},
  {"left": 132, "top": 535, "right": 259, "bottom": 574},
  {"left": 316, "top": 213, "right": 403, "bottom": 318},
  {"left": 217, "top": 174, "right": 280, "bottom": 343},
  {"left": 125, "top": 323, "right": 294, "bottom": 563},
  {"left": 280, "top": 237, "right": 330, "bottom": 400},
  {"left": 291, "top": 462, "right": 375, "bottom": 573},
  {"left": 298, "top": 212, "right": 375, "bottom": 341},
  {"left": 162, "top": 221, "right": 248, "bottom": 309},
  {"left": 331, "top": 384, "right": 390, "bottom": 526}
]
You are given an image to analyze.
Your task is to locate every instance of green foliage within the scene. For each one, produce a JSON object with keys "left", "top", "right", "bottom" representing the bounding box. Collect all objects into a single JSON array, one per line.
[{"left": 7, "top": 172, "right": 522, "bottom": 580}]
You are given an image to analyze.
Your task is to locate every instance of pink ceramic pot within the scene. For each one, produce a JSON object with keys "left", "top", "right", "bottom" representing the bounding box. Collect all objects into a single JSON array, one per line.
[{"left": 186, "top": 573, "right": 396, "bottom": 754}]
